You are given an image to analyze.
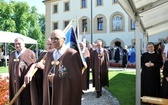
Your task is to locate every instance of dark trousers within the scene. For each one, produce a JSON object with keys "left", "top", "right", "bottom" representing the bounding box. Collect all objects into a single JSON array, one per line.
[{"left": 0, "top": 58, "right": 5, "bottom": 66}]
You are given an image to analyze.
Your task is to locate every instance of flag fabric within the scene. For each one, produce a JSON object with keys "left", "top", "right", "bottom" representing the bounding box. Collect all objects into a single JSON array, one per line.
[
  {"left": 64, "top": 24, "right": 87, "bottom": 73},
  {"left": 75, "top": 25, "right": 79, "bottom": 39},
  {"left": 64, "top": 25, "right": 78, "bottom": 50}
]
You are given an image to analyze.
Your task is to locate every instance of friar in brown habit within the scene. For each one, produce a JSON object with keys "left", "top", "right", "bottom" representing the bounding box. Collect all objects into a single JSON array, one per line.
[
  {"left": 79, "top": 42, "right": 90, "bottom": 92},
  {"left": 9, "top": 37, "right": 36, "bottom": 105},
  {"left": 90, "top": 40, "right": 109, "bottom": 98},
  {"left": 27, "top": 38, "right": 53, "bottom": 105},
  {"left": 43, "top": 29, "right": 83, "bottom": 105}
]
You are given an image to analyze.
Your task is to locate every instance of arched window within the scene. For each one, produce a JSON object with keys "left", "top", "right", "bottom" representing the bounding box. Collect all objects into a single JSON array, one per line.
[
  {"left": 82, "top": 19, "right": 87, "bottom": 32},
  {"left": 94, "top": 14, "right": 106, "bottom": 33},
  {"left": 112, "top": 14, "right": 123, "bottom": 31},
  {"left": 79, "top": 16, "right": 90, "bottom": 34},
  {"left": 97, "top": 17, "right": 103, "bottom": 30}
]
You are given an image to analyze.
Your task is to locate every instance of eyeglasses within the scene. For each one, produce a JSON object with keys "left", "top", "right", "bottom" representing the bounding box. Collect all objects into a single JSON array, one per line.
[{"left": 51, "top": 37, "right": 64, "bottom": 41}]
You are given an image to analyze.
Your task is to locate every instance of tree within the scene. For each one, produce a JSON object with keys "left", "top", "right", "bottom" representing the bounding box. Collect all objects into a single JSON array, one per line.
[
  {"left": 0, "top": 0, "right": 16, "bottom": 32},
  {"left": 38, "top": 14, "right": 45, "bottom": 35},
  {"left": 0, "top": 1, "right": 45, "bottom": 50}
]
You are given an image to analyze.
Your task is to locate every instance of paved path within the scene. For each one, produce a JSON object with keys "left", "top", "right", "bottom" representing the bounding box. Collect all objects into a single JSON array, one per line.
[{"left": 82, "top": 83, "right": 120, "bottom": 105}]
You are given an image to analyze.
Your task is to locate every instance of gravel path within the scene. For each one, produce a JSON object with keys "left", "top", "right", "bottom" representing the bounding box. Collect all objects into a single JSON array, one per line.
[{"left": 82, "top": 83, "right": 120, "bottom": 105}]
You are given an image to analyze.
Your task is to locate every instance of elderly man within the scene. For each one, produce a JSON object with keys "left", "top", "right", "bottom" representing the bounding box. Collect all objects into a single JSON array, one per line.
[
  {"left": 43, "top": 29, "right": 83, "bottom": 105},
  {"left": 9, "top": 37, "right": 36, "bottom": 105},
  {"left": 90, "top": 40, "right": 109, "bottom": 98}
]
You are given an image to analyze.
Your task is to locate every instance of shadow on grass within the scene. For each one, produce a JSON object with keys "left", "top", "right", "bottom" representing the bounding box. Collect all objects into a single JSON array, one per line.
[{"left": 106, "top": 71, "right": 135, "bottom": 105}]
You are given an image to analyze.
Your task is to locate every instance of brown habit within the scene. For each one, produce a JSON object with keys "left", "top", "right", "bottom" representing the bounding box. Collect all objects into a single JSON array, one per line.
[
  {"left": 9, "top": 49, "right": 36, "bottom": 105},
  {"left": 43, "top": 48, "right": 83, "bottom": 105},
  {"left": 90, "top": 49, "right": 109, "bottom": 91},
  {"left": 30, "top": 51, "right": 47, "bottom": 105},
  {"left": 82, "top": 48, "right": 90, "bottom": 90}
]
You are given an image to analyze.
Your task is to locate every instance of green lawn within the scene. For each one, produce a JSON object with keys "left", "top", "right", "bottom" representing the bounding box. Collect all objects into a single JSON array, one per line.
[
  {"left": 0, "top": 67, "right": 8, "bottom": 73},
  {"left": 106, "top": 70, "right": 136, "bottom": 105}
]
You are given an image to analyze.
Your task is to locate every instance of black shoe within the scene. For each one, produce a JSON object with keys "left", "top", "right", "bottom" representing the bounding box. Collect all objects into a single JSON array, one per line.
[{"left": 96, "top": 93, "right": 101, "bottom": 98}]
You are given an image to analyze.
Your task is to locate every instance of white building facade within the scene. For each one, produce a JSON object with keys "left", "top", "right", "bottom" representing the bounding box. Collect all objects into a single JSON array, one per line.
[{"left": 43, "top": 0, "right": 168, "bottom": 50}]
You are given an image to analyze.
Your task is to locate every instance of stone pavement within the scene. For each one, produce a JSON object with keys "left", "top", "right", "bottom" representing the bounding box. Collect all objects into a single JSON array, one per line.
[{"left": 82, "top": 83, "right": 120, "bottom": 105}]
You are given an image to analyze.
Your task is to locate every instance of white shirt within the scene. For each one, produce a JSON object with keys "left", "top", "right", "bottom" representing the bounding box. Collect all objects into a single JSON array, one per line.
[
  {"left": 53, "top": 44, "right": 68, "bottom": 61},
  {"left": 15, "top": 48, "right": 26, "bottom": 59},
  {"left": 96, "top": 48, "right": 103, "bottom": 54}
]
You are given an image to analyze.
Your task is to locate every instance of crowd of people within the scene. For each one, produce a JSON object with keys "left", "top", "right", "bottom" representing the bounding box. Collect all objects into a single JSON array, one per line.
[
  {"left": 104, "top": 45, "right": 136, "bottom": 68},
  {"left": 8, "top": 29, "right": 109, "bottom": 105}
]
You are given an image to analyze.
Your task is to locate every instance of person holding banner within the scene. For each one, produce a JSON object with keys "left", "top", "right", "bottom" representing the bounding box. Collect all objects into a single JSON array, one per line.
[
  {"left": 79, "top": 42, "right": 90, "bottom": 93},
  {"left": 43, "top": 29, "right": 84, "bottom": 105},
  {"left": 8, "top": 37, "right": 36, "bottom": 105},
  {"left": 90, "top": 40, "right": 109, "bottom": 98}
]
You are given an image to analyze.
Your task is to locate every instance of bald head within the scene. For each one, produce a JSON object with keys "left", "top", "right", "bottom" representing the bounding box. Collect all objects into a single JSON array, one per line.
[
  {"left": 50, "top": 29, "right": 66, "bottom": 50},
  {"left": 51, "top": 29, "right": 65, "bottom": 39}
]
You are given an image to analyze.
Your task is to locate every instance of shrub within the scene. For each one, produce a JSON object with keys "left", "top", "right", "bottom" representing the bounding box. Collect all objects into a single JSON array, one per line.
[{"left": 0, "top": 75, "right": 9, "bottom": 105}]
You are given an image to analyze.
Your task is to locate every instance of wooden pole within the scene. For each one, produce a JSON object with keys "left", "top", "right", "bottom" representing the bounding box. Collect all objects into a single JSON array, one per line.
[{"left": 9, "top": 83, "right": 26, "bottom": 105}]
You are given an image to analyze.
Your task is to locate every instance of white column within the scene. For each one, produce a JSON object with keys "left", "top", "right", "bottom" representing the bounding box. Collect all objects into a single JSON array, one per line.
[
  {"left": 36, "top": 44, "right": 38, "bottom": 59},
  {"left": 135, "top": 18, "right": 141, "bottom": 105},
  {"left": 143, "top": 33, "right": 148, "bottom": 52},
  {"left": 5, "top": 43, "right": 7, "bottom": 67}
]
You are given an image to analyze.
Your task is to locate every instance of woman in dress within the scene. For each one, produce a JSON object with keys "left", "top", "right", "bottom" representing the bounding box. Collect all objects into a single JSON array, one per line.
[{"left": 141, "top": 42, "right": 163, "bottom": 97}]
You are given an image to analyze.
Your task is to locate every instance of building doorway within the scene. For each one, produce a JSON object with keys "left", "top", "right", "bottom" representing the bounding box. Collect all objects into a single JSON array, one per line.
[{"left": 115, "top": 41, "right": 121, "bottom": 47}]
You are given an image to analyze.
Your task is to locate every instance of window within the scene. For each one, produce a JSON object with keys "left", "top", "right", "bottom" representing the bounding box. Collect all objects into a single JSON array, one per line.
[
  {"left": 81, "top": 0, "right": 86, "bottom": 8},
  {"left": 112, "top": 15, "right": 123, "bottom": 31},
  {"left": 82, "top": 19, "right": 87, "bottom": 32},
  {"left": 97, "top": 18, "right": 103, "bottom": 30},
  {"left": 97, "top": 0, "right": 102, "bottom": 6},
  {"left": 64, "top": 2, "right": 69, "bottom": 11},
  {"left": 53, "top": 23, "right": 58, "bottom": 30},
  {"left": 131, "top": 20, "right": 135, "bottom": 30},
  {"left": 113, "top": 0, "right": 118, "bottom": 3},
  {"left": 64, "top": 21, "right": 69, "bottom": 28},
  {"left": 53, "top": 4, "right": 58, "bottom": 13}
]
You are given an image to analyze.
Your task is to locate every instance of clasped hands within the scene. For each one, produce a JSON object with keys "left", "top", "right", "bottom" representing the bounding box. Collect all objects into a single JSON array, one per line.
[{"left": 145, "top": 61, "right": 154, "bottom": 67}]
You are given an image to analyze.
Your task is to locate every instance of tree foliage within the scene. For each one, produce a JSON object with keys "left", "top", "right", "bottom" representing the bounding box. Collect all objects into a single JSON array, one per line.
[{"left": 0, "top": 1, "right": 45, "bottom": 49}]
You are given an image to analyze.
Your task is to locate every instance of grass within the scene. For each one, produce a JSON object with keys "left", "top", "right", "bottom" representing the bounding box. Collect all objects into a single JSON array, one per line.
[
  {"left": 0, "top": 67, "right": 8, "bottom": 73},
  {"left": 0, "top": 67, "right": 136, "bottom": 105},
  {"left": 106, "top": 70, "right": 136, "bottom": 105}
]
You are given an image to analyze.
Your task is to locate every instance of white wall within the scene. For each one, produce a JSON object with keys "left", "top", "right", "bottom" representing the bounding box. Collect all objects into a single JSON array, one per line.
[{"left": 48, "top": 0, "right": 167, "bottom": 48}]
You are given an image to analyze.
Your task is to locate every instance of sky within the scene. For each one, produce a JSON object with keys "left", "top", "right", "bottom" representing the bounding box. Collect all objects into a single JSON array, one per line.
[{"left": 5, "top": 0, "right": 45, "bottom": 14}]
